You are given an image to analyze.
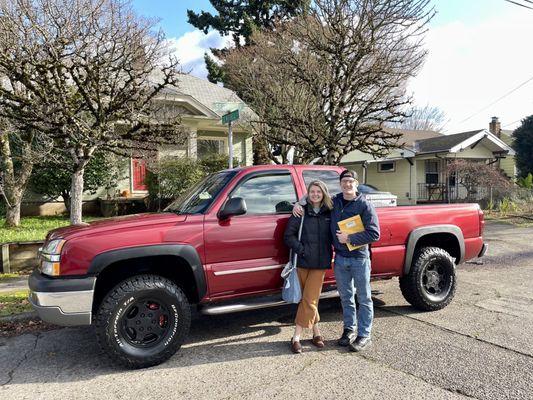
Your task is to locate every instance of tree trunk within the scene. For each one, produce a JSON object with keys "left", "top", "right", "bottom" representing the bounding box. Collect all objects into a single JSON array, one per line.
[
  {"left": 70, "top": 166, "right": 85, "bottom": 225},
  {"left": 253, "top": 135, "right": 271, "bottom": 165},
  {"left": 5, "top": 201, "right": 21, "bottom": 227},
  {"left": 61, "top": 190, "right": 71, "bottom": 212},
  {"left": 1, "top": 133, "right": 29, "bottom": 227}
]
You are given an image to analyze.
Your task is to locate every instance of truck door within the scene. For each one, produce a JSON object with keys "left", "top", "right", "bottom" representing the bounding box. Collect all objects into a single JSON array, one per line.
[{"left": 204, "top": 170, "right": 298, "bottom": 299}]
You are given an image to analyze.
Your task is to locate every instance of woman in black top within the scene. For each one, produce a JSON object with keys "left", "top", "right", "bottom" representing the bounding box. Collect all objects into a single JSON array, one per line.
[{"left": 284, "top": 180, "right": 333, "bottom": 354}]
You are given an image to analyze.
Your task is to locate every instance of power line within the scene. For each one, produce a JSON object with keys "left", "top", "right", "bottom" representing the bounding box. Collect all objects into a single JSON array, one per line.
[
  {"left": 503, "top": 0, "right": 533, "bottom": 10},
  {"left": 503, "top": 118, "right": 522, "bottom": 128},
  {"left": 458, "top": 75, "right": 533, "bottom": 124}
]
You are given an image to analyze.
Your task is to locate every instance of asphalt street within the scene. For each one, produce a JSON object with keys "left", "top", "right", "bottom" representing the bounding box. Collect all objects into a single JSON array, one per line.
[{"left": 1, "top": 221, "right": 532, "bottom": 400}]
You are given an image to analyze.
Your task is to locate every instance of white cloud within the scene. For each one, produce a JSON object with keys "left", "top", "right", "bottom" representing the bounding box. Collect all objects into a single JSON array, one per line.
[
  {"left": 166, "top": 30, "right": 233, "bottom": 78},
  {"left": 409, "top": 8, "right": 533, "bottom": 133}
]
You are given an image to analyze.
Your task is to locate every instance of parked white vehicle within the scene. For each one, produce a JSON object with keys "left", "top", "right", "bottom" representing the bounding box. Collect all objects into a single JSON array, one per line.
[{"left": 358, "top": 184, "right": 398, "bottom": 207}]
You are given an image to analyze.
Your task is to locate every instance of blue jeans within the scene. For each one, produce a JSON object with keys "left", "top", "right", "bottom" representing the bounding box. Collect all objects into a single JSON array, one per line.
[{"left": 334, "top": 254, "right": 373, "bottom": 337}]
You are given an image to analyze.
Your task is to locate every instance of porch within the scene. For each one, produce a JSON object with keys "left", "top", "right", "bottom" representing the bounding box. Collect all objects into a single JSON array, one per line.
[{"left": 416, "top": 183, "right": 489, "bottom": 203}]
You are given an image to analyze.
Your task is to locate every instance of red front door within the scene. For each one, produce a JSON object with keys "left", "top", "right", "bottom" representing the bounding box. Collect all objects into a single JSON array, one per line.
[{"left": 132, "top": 158, "right": 147, "bottom": 191}]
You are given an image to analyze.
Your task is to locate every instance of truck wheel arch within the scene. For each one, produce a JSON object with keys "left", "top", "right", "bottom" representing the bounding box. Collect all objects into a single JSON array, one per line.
[
  {"left": 404, "top": 225, "right": 464, "bottom": 275},
  {"left": 88, "top": 244, "right": 206, "bottom": 303}
]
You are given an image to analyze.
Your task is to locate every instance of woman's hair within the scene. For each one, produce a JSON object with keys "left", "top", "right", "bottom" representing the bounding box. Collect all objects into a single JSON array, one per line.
[{"left": 307, "top": 180, "right": 333, "bottom": 210}]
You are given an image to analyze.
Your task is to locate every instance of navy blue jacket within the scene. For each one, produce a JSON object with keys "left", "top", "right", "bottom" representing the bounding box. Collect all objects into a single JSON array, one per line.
[
  {"left": 330, "top": 193, "right": 380, "bottom": 258},
  {"left": 284, "top": 204, "right": 333, "bottom": 269}
]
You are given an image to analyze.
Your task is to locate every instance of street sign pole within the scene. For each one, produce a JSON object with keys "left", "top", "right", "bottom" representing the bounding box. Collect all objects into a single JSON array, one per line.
[
  {"left": 228, "top": 120, "right": 233, "bottom": 169},
  {"left": 221, "top": 109, "right": 240, "bottom": 169}
]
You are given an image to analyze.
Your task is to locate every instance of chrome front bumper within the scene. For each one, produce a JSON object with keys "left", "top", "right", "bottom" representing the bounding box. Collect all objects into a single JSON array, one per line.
[{"left": 28, "top": 271, "right": 95, "bottom": 326}]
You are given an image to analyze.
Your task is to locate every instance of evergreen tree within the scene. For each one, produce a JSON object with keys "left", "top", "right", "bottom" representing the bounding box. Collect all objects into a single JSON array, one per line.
[
  {"left": 187, "top": 0, "right": 309, "bottom": 84},
  {"left": 188, "top": 1, "right": 309, "bottom": 164},
  {"left": 512, "top": 115, "right": 533, "bottom": 178}
]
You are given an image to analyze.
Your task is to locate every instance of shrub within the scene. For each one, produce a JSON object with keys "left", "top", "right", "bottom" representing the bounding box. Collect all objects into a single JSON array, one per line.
[
  {"left": 518, "top": 173, "right": 533, "bottom": 189},
  {"left": 146, "top": 157, "right": 204, "bottom": 211},
  {"left": 198, "top": 154, "right": 239, "bottom": 175},
  {"left": 499, "top": 197, "right": 513, "bottom": 214},
  {"left": 145, "top": 155, "right": 241, "bottom": 211},
  {"left": 30, "top": 150, "right": 124, "bottom": 210}
]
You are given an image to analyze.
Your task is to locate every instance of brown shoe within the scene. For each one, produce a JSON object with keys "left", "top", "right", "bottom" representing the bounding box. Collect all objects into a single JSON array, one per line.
[
  {"left": 312, "top": 336, "right": 325, "bottom": 348},
  {"left": 291, "top": 339, "right": 302, "bottom": 354}
]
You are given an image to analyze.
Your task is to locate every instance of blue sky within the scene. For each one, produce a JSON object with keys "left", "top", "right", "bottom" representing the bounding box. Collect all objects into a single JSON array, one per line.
[
  {"left": 132, "top": 0, "right": 214, "bottom": 38},
  {"left": 131, "top": 0, "right": 533, "bottom": 133},
  {"left": 132, "top": 0, "right": 514, "bottom": 37}
]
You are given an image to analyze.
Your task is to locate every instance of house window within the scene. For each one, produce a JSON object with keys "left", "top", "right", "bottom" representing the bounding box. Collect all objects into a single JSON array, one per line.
[
  {"left": 197, "top": 137, "right": 226, "bottom": 159},
  {"left": 425, "top": 160, "right": 439, "bottom": 184},
  {"left": 378, "top": 161, "right": 395, "bottom": 173}
]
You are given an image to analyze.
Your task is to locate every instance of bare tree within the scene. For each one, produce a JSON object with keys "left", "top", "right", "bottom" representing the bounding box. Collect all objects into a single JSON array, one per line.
[
  {"left": 390, "top": 104, "right": 448, "bottom": 132},
  {"left": 447, "top": 160, "right": 510, "bottom": 202},
  {"left": 0, "top": 0, "right": 187, "bottom": 224},
  {"left": 224, "top": 0, "right": 433, "bottom": 164},
  {"left": 0, "top": 117, "right": 53, "bottom": 227}
]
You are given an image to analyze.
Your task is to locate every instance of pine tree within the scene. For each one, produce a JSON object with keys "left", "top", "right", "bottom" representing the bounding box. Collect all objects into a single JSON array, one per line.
[
  {"left": 187, "top": 0, "right": 309, "bottom": 84},
  {"left": 512, "top": 115, "right": 533, "bottom": 178}
]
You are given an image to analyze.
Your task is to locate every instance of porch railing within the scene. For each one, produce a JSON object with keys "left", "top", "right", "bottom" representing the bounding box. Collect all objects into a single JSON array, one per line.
[
  {"left": 417, "top": 183, "right": 447, "bottom": 202},
  {"left": 417, "top": 183, "right": 488, "bottom": 202}
]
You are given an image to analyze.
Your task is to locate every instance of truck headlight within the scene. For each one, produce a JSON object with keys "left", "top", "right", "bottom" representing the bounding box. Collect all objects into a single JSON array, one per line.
[{"left": 40, "top": 239, "right": 66, "bottom": 276}]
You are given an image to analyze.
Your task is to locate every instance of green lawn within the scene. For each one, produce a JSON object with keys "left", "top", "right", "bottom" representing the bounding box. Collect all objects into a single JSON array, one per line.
[
  {"left": 0, "top": 290, "right": 32, "bottom": 317},
  {"left": 0, "top": 273, "right": 21, "bottom": 282},
  {"left": 0, "top": 216, "right": 103, "bottom": 243}
]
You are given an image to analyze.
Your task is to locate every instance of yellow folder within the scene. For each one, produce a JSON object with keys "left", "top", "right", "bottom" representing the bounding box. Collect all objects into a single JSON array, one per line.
[{"left": 337, "top": 215, "right": 365, "bottom": 251}]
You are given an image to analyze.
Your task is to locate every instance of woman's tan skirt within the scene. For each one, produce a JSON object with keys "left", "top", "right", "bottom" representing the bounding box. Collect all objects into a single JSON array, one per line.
[{"left": 295, "top": 268, "right": 326, "bottom": 329}]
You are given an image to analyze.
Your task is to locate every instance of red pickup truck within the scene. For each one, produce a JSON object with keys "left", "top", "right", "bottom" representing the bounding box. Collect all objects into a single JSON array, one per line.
[{"left": 29, "top": 165, "right": 487, "bottom": 368}]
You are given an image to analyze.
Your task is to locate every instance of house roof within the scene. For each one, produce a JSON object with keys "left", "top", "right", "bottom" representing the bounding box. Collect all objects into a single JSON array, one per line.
[
  {"left": 384, "top": 127, "right": 442, "bottom": 149},
  {"left": 415, "top": 130, "right": 484, "bottom": 153},
  {"left": 159, "top": 74, "right": 257, "bottom": 121},
  {"left": 173, "top": 74, "right": 243, "bottom": 116},
  {"left": 414, "top": 129, "right": 515, "bottom": 156}
]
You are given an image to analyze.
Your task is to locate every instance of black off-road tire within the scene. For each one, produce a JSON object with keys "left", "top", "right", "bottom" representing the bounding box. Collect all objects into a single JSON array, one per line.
[
  {"left": 399, "top": 247, "right": 456, "bottom": 311},
  {"left": 95, "top": 274, "right": 191, "bottom": 369}
]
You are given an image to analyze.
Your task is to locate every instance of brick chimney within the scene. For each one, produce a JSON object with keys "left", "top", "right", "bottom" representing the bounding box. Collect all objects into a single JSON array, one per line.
[{"left": 489, "top": 116, "right": 501, "bottom": 138}]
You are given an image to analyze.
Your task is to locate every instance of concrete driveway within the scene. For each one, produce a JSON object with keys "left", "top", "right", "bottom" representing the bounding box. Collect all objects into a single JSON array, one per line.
[{"left": 1, "top": 221, "right": 532, "bottom": 400}]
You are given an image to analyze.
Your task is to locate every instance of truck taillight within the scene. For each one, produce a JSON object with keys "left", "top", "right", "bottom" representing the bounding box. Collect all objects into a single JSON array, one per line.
[{"left": 478, "top": 209, "right": 485, "bottom": 236}]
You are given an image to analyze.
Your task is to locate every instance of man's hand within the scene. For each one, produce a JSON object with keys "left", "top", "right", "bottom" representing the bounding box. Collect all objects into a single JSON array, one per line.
[
  {"left": 336, "top": 230, "right": 349, "bottom": 244},
  {"left": 292, "top": 203, "right": 304, "bottom": 217}
]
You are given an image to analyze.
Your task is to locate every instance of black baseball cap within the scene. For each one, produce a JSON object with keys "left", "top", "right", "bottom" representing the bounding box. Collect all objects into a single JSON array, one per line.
[{"left": 339, "top": 169, "right": 358, "bottom": 181}]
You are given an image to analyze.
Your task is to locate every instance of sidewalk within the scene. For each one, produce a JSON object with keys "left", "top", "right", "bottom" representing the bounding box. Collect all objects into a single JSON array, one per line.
[{"left": 0, "top": 276, "right": 29, "bottom": 293}]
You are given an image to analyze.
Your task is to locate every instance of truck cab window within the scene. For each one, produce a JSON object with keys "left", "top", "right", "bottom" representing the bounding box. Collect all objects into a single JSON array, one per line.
[
  {"left": 231, "top": 174, "right": 297, "bottom": 214},
  {"left": 302, "top": 170, "right": 340, "bottom": 195}
]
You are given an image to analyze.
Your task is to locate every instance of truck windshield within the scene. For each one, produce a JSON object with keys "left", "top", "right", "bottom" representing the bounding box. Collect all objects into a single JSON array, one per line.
[{"left": 165, "top": 170, "right": 237, "bottom": 215}]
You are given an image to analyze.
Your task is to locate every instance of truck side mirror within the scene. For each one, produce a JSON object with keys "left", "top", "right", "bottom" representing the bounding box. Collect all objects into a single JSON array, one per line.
[{"left": 218, "top": 197, "right": 247, "bottom": 220}]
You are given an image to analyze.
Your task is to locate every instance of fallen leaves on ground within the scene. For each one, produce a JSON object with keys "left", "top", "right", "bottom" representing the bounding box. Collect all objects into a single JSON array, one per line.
[{"left": 0, "top": 317, "right": 60, "bottom": 337}]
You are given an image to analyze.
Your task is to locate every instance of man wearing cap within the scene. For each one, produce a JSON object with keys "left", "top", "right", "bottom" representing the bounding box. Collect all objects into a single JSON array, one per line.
[{"left": 294, "top": 169, "right": 380, "bottom": 351}]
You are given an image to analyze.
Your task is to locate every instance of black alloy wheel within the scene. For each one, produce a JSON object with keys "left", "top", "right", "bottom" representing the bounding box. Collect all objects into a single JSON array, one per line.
[
  {"left": 119, "top": 298, "right": 172, "bottom": 347},
  {"left": 421, "top": 260, "right": 451, "bottom": 302}
]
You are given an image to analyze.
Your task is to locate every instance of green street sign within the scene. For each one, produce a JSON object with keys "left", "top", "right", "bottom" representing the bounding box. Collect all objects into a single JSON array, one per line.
[{"left": 222, "top": 109, "right": 239, "bottom": 124}]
